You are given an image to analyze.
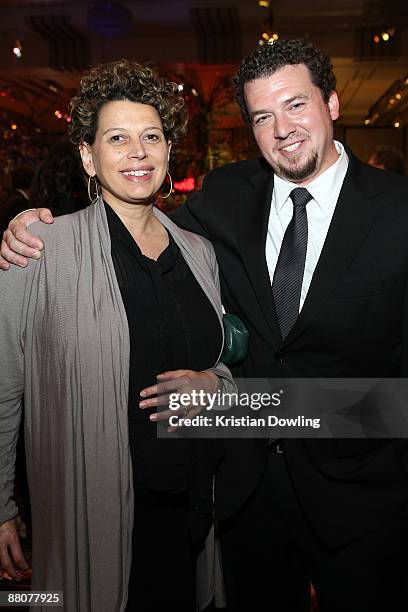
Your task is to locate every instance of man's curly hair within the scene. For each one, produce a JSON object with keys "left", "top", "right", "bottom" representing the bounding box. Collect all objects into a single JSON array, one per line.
[
  {"left": 69, "top": 59, "right": 188, "bottom": 145},
  {"left": 233, "top": 39, "right": 337, "bottom": 124}
]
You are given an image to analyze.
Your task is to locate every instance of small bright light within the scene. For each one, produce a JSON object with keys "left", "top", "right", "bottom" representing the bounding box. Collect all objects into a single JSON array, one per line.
[
  {"left": 364, "top": 118, "right": 370, "bottom": 125},
  {"left": 178, "top": 84, "right": 184, "bottom": 91},
  {"left": 66, "top": 116, "right": 71, "bottom": 123},
  {"left": 389, "top": 98, "right": 395, "bottom": 105},
  {"left": 267, "top": 38, "right": 277, "bottom": 45},
  {"left": 54, "top": 110, "right": 63, "bottom": 119},
  {"left": 262, "top": 32, "right": 270, "bottom": 40},
  {"left": 258, "top": 1, "right": 270, "bottom": 7},
  {"left": 272, "top": 33, "right": 279, "bottom": 41},
  {"left": 373, "top": 34, "right": 381, "bottom": 44},
  {"left": 11, "top": 123, "right": 17, "bottom": 130},
  {"left": 258, "top": 39, "right": 264, "bottom": 46},
  {"left": 394, "top": 121, "right": 400, "bottom": 128},
  {"left": 191, "top": 88, "right": 199, "bottom": 97},
  {"left": 12, "top": 40, "right": 22, "bottom": 58},
  {"left": 396, "top": 93, "right": 402, "bottom": 100},
  {"left": 381, "top": 32, "right": 390, "bottom": 42}
]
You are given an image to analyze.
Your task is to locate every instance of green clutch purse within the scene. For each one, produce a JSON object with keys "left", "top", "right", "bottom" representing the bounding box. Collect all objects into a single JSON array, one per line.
[{"left": 221, "top": 313, "right": 250, "bottom": 366}]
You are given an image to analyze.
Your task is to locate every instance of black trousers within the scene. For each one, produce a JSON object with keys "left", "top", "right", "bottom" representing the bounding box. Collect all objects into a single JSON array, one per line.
[
  {"left": 126, "top": 483, "right": 196, "bottom": 611},
  {"left": 218, "top": 446, "right": 408, "bottom": 612}
]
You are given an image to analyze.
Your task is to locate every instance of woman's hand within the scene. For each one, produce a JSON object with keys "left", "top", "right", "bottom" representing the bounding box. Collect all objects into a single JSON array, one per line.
[
  {"left": 140, "top": 369, "right": 219, "bottom": 432},
  {"left": 0, "top": 518, "right": 30, "bottom": 580},
  {"left": 0, "top": 208, "right": 54, "bottom": 270}
]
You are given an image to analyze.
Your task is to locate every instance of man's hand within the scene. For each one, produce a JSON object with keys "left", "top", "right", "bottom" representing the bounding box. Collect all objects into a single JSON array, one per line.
[
  {"left": 140, "top": 370, "right": 219, "bottom": 432},
  {"left": 0, "top": 208, "right": 54, "bottom": 270},
  {"left": 0, "top": 518, "right": 30, "bottom": 580}
]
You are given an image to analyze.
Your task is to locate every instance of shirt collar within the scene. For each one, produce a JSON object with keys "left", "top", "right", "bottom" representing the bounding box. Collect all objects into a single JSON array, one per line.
[{"left": 273, "top": 140, "right": 348, "bottom": 213}]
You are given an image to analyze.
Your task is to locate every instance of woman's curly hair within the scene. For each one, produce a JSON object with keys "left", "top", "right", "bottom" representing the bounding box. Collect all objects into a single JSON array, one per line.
[
  {"left": 233, "top": 39, "right": 337, "bottom": 124},
  {"left": 69, "top": 59, "right": 188, "bottom": 145}
]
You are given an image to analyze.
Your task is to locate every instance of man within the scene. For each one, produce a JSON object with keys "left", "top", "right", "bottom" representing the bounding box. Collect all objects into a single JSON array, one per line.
[
  {"left": 0, "top": 166, "right": 33, "bottom": 234},
  {"left": 1, "top": 40, "right": 408, "bottom": 611}
]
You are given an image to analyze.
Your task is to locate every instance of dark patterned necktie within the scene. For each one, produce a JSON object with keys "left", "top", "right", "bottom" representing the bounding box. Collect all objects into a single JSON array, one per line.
[{"left": 272, "top": 187, "right": 313, "bottom": 340}]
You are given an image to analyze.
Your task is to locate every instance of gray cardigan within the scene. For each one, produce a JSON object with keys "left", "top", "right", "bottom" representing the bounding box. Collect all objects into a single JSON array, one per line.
[{"left": 0, "top": 199, "right": 233, "bottom": 611}]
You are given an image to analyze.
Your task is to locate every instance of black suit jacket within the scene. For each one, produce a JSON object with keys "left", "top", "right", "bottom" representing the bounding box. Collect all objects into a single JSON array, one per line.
[{"left": 173, "top": 149, "right": 408, "bottom": 546}]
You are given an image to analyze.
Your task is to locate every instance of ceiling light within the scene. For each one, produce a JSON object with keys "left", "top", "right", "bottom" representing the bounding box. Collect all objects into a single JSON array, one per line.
[{"left": 12, "top": 40, "right": 22, "bottom": 58}]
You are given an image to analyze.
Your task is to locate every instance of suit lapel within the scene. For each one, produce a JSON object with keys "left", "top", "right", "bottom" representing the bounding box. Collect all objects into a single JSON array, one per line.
[
  {"left": 284, "top": 152, "right": 387, "bottom": 345},
  {"left": 236, "top": 162, "right": 282, "bottom": 344}
]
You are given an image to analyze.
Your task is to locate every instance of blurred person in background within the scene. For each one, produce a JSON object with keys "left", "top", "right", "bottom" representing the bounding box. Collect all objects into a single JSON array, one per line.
[
  {"left": 30, "top": 138, "right": 88, "bottom": 214},
  {"left": 0, "top": 166, "right": 34, "bottom": 233},
  {"left": 368, "top": 145, "right": 405, "bottom": 175}
]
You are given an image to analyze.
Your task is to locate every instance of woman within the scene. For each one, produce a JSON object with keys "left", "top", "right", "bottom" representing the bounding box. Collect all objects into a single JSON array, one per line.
[{"left": 0, "top": 60, "right": 233, "bottom": 611}]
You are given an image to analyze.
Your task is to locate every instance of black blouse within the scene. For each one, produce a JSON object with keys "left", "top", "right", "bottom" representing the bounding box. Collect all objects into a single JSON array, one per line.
[{"left": 105, "top": 203, "right": 222, "bottom": 491}]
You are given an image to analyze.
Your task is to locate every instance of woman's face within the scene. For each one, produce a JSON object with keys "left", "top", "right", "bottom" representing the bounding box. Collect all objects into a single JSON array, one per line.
[{"left": 80, "top": 99, "right": 171, "bottom": 207}]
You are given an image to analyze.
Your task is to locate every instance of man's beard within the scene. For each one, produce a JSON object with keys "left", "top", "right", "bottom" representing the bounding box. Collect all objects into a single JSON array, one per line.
[{"left": 276, "top": 150, "right": 318, "bottom": 182}]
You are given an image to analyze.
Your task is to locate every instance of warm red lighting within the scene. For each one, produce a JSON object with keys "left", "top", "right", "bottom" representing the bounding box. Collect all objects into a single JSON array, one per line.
[
  {"left": 11, "top": 123, "right": 17, "bottom": 130},
  {"left": 174, "top": 177, "right": 195, "bottom": 192}
]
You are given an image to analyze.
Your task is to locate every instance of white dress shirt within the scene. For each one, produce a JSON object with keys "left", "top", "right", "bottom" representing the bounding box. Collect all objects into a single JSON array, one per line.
[{"left": 266, "top": 140, "right": 349, "bottom": 311}]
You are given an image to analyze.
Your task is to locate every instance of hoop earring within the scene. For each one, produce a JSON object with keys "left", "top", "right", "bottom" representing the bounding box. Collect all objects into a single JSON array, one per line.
[
  {"left": 87, "top": 175, "right": 100, "bottom": 202},
  {"left": 159, "top": 172, "right": 173, "bottom": 199}
]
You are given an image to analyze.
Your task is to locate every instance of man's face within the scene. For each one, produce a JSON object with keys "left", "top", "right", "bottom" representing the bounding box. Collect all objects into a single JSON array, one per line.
[{"left": 244, "top": 64, "right": 340, "bottom": 185}]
